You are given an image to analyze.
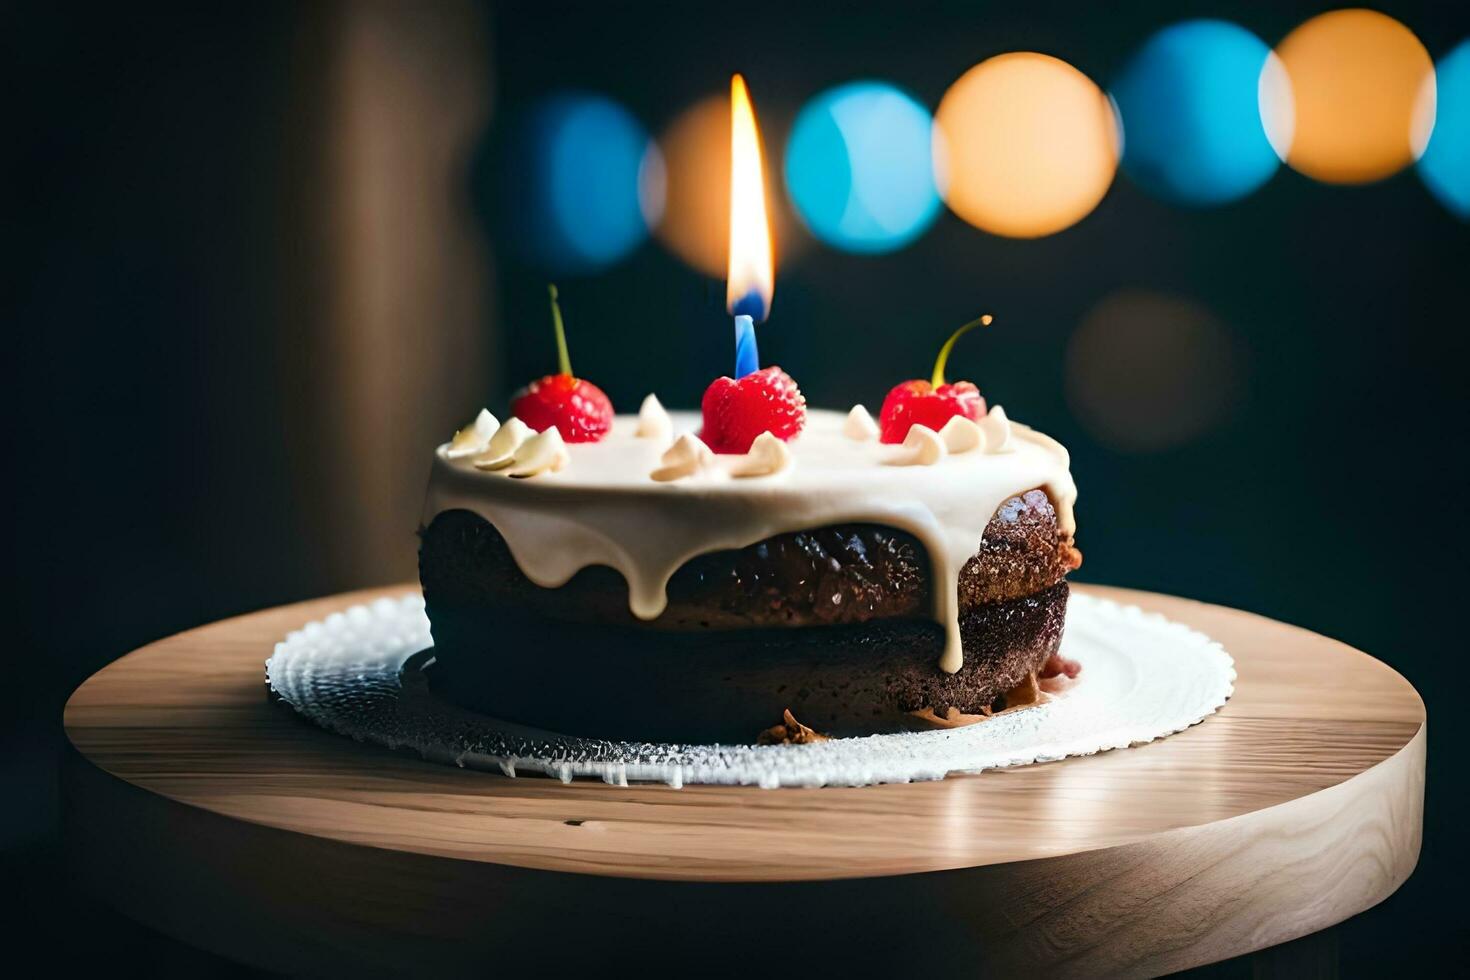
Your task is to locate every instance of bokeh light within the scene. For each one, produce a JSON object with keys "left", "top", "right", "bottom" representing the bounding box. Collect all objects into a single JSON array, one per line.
[
  {"left": 501, "top": 92, "right": 662, "bottom": 274},
  {"left": 655, "top": 94, "right": 804, "bottom": 276},
  {"left": 1419, "top": 39, "right": 1470, "bottom": 219},
  {"left": 1111, "top": 20, "right": 1285, "bottom": 206},
  {"left": 935, "top": 52, "right": 1119, "bottom": 238},
  {"left": 1275, "top": 10, "right": 1435, "bottom": 184},
  {"left": 1067, "top": 290, "right": 1243, "bottom": 452},
  {"left": 784, "top": 81, "right": 941, "bottom": 252},
  {"left": 654, "top": 95, "right": 730, "bottom": 276}
]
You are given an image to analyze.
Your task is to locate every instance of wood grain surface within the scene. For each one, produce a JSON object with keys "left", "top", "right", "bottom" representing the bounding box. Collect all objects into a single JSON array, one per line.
[{"left": 62, "top": 585, "right": 1424, "bottom": 977}]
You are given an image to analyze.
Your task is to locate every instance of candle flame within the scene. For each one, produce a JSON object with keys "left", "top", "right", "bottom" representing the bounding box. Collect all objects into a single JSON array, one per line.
[{"left": 727, "top": 74, "right": 774, "bottom": 322}]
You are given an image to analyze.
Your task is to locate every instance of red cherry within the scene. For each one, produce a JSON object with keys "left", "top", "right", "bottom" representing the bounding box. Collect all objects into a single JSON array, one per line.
[
  {"left": 878, "top": 314, "right": 993, "bottom": 444},
  {"left": 700, "top": 365, "right": 807, "bottom": 454},
  {"left": 878, "top": 380, "right": 985, "bottom": 443},
  {"left": 509, "top": 284, "right": 613, "bottom": 443},
  {"left": 511, "top": 374, "right": 612, "bottom": 443}
]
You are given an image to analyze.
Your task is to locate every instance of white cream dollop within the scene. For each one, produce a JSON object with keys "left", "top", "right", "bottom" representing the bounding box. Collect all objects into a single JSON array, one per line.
[
  {"left": 938, "top": 415, "right": 984, "bottom": 454},
  {"left": 447, "top": 409, "right": 499, "bottom": 459},
  {"left": 636, "top": 393, "right": 673, "bottom": 442},
  {"left": 505, "top": 426, "right": 569, "bottom": 478},
  {"left": 730, "top": 431, "right": 793, "bottom": 478},
  {"left": 843, "top": 404, "right": 879, "bottom": 441},
  {"left": 471, "top": 417, "right": 534, "bottom": 471},
  {"left": 887, "top": 424, "right": 947, "bottom": 466},
  {"left": 650, "top": 433, "right": 714, "bottom": 482},
  {"left": 978, "top": 405, "right": 1014, "bottom": 454}
]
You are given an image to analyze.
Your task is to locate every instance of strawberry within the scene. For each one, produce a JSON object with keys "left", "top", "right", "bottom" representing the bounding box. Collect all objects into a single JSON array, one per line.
[
  {"left": 510, "top": 285, "right": 613, "bottom": 443},
  {"left": 700, "top": 366, "right": 807, "bottom": 454},
  {"left": 878, "top": 314, "right": 992, "bottom": 443}
]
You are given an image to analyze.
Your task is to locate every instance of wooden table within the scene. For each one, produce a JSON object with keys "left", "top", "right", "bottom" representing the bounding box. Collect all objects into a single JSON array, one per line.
[{"left": 62, "top": 585, "right": 1424, "bottom": 977}]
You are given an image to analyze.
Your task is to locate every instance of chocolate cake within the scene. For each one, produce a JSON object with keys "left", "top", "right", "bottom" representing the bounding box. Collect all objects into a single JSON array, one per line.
[{"left": 418, "top": 406, "right": 1081, "bottom": 744}]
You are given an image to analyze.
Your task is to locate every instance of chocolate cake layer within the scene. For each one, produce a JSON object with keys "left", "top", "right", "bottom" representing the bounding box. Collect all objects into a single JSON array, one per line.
[
  {"left": 418, "top": 491, "right": 1079, "bottom": 742},
  {"left": 419, "top": 489, "right": 1081, "bottom": 632},
  {"left": 425, "top": 582, "right": 1069, "bottom": 743}
]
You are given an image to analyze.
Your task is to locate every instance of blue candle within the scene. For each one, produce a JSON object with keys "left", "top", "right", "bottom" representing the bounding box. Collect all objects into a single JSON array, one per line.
[{"left": 733, "top": 314, "right": 759, "bottom": 378}]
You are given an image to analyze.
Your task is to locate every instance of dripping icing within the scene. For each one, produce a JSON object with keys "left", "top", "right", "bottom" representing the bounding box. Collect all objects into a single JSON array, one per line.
[{"left": 423, "top": 409, "right": 1077, "bottom": 674}]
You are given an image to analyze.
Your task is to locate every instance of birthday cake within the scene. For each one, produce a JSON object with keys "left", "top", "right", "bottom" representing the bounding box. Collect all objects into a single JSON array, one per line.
[{"left": 418, "top": 303, "right": 1081, "bottom": 744}]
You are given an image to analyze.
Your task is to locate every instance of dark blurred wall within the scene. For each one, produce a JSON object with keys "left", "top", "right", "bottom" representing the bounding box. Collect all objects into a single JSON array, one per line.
[
  {"left": 6, "top": 0, "right": 1467, "bottom": 974},
  {"left": 6, "top": 1, "right": 492, "bottom": 971},
  {"left": 278, "top": 0, "right": 492, "bottom": 585}
]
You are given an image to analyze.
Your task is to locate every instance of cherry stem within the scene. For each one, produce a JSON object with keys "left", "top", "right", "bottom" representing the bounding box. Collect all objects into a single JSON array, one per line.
[
  {"left": 930, "top": 314, "right": 993, "bottom": 388},
  {"left": 548, "top": 283, "right": 572, "bottom": 377}
]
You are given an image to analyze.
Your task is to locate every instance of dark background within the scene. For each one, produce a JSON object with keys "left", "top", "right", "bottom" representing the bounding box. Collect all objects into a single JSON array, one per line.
[{"left": 6, "top": 1, "right": 1467, "bottom": 975}]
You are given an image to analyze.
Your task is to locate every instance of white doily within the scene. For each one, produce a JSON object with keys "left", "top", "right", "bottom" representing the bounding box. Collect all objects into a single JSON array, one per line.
[{"left": 266, "top": 593, "right": 1234, "bottom": 789}]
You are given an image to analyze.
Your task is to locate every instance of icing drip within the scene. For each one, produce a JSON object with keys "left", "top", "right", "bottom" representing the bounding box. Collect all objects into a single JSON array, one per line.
[{"left": 424, "top": 409, "right": 1078, "bottom": 674}]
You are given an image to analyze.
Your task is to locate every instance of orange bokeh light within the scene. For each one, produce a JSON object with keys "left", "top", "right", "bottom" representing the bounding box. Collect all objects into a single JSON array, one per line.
[
  {"left": 1275, "top": 9, "right": 1435, "bottom": 184},
  {"left": 654, "top": 94, "right": 802, "bottom": 277},
  {"left": 655, "top": 95, "right": 731, "bottom": 276},
  {"left": 1067, "top": 290, "right": 1242, "bottom": 452},
  {"left": 934, "top": 52, "right": 1119, "bottom": 238}
]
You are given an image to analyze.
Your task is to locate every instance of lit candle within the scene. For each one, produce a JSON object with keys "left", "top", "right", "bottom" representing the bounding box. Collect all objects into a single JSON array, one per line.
[{"left": 727, "top": 73, "right": 774, "bottom": 379}]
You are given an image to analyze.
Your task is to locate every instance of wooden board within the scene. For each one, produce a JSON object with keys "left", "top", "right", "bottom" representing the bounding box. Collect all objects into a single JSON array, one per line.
[{"left": 62, "top": 585, "right": 1424, "bottom": 977}]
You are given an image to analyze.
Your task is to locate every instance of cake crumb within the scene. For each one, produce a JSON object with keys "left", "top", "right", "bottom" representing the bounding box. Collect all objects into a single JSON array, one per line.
[
  {"left": 909, "top": 705, "right": 993, "bottom": 729},
  {"left": 910, "top": 670, "right": 1055, "bottom": 730},
  {"left": 757, "top": 709, "right": 831, "bottom": 745}
]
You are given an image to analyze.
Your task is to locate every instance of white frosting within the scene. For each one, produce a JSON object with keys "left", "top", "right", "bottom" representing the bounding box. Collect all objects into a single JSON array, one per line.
[
  {"left": 938, "top": 415, "right": 983, "bottom": 453},
  {"left": 650, "top": 433, "right": 715, "bottom": 482},
  {"left": 471, "top": 417, "right": 533, "bottom": 470},
  {"left": 729, "top": 431, "right": 792, "bottom": 478},
  {"left": 887, "top": 424, "right": 947, "bottom": 466},
  {"left": 843, "top": 404, "right": 879, "bottom": 441},
  {"left": 447, "top": 409, "right": 499, "bottom": 459},
  {"left": 978, "top": 404, "right": 1014, "bottom": 453},
  {"left": 425, "top": 409, "right": 1077, "bottom": 674},
  {"left": 651, "top": 430, "right": 792, "bottom": 481},
  {"left": 636, "top": 393, "right": 673, "bottom": 442},
  {"left": 503, "top": 426, "right": 568, "bottom": 478}
]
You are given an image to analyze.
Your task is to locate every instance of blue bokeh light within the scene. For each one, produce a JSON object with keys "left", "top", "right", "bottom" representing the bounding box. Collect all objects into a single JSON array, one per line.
[
  {"left": 1111, "top": 20, "right": 1282, "bottom": 206},
  {"left": 502, "top": 92, "right": 659, "bottom": 274},
  {"left": 784, "top": 81, "right": 941, "bottom": 253},
  {"left": 1419, "top": 39, "right": 1470, "bottom": 219}
]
